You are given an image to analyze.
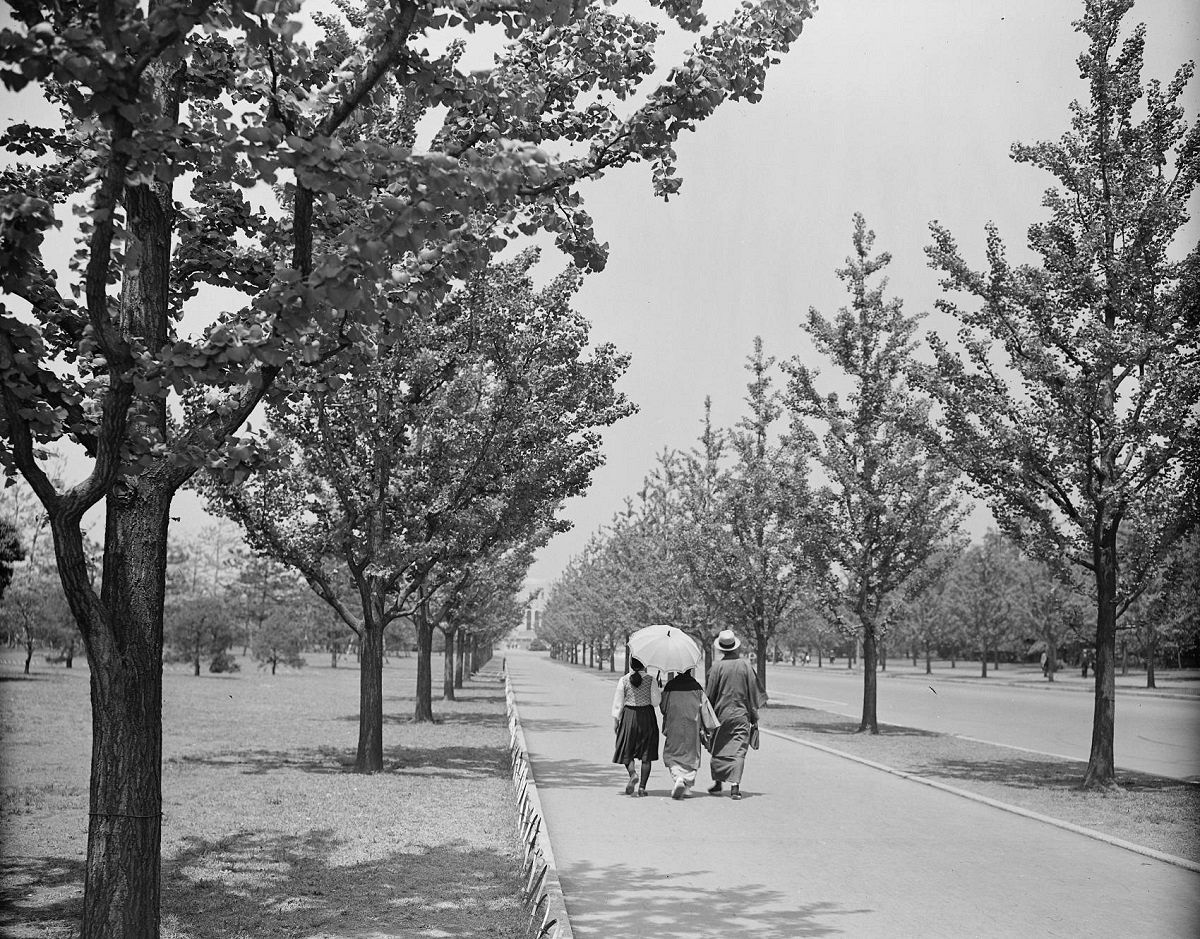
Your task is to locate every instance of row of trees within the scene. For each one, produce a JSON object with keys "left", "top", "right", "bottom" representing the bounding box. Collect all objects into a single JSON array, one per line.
[
  {"left": 543, "top": 0, "right": 1199, "bottom": 793},
  {"left": 0, "top": 0, "right": 817, "bottom": 933}
]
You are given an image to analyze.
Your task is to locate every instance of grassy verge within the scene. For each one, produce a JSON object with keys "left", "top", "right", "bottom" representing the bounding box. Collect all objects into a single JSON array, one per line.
[
  {"left": 764, "top": 702, "right": 1200, "bottom": 864},
  {"left": 0, "top": 653, "right": 527, "bottom": 938}
]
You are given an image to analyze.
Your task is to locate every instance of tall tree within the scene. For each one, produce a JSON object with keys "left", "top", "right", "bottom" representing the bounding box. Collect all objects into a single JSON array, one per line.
[
  {"left": 206, "top": 257, "right": 632, "bottom": 751},
  {"left": 689, "top": 339, "right": 812, "bottom": 690},
  {"left": 919, "top": 0, "right": 1199, "bottom": 785},
  {"left": 786, "top": 214, "right": 963, "bottom": 733},
  {"left": 0, "top": 1, "right": 815, "bottom": 931}
]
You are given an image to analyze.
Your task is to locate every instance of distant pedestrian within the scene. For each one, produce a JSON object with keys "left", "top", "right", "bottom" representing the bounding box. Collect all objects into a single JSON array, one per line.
[
  {"left": 612, "top": 656, "right": 660, "bottom": 796},
  {"left": 1040, "top": 651, "right": 1048, "bottom": 677},
  {"left": 705, "top": 630, "right": 763, "bottom": 801},
  {"left": 660, "top": 667, "right": 708, "bottom": 799},
  {"left": 1082, "top": 648, "right": 1092, "bottom": 679}
]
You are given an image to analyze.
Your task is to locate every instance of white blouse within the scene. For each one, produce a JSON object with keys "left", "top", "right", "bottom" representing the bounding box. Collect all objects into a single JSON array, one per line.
[{"left": 611, "top": 671, "right": 662, "bottom": 718}]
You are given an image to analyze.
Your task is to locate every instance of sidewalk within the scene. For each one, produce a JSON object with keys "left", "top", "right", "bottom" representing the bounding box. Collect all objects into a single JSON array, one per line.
[{"left": 506, "top": 651, "right": 1200, "bottom": 939}]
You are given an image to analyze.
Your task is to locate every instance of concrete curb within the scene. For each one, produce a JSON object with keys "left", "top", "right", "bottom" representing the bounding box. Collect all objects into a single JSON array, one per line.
[
  {"left": 761, "top": 725, "right": 1200, "bottom": 874},
  {"left": 503, "top": 668, "right": 575, "bottom": 939}
]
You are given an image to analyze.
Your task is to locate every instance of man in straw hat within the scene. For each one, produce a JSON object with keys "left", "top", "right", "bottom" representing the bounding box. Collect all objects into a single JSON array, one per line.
[{"left": 704, "top": 629, "right": 763, "bottom": 800}]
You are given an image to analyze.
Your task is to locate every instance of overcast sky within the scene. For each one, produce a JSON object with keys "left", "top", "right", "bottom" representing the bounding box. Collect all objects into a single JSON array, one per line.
[{"left": 3, "top": 1, "right": 1197, "bottom": 598}]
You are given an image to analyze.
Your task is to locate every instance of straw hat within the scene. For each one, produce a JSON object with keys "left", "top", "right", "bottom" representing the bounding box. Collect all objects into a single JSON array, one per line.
[{"left": 716, "top": 629, "right": 741, "bottom": 652}]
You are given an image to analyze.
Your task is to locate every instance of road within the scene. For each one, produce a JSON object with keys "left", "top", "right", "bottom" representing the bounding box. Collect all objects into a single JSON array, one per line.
[
  {"left": 509, "top": 653, "right": 1200, "bottom": 938},
  {"left": 764, "top": 663, "right": 1200, "bottom": 781}
]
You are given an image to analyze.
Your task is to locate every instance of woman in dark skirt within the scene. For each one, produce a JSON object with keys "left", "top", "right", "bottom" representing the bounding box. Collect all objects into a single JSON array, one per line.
[{"left": 611, "top": 657, "right": 661, "bottom": 796}]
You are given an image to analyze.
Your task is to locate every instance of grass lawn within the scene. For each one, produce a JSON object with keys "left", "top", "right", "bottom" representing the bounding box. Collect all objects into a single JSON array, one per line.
[
  {"left": 0, "top": 652, "right": 527, "bottom": 938},
  {"left": 764, "top": 702, "right": 1200, "bottom": 864}
]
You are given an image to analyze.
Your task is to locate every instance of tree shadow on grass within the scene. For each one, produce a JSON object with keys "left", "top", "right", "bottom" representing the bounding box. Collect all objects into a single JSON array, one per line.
[
  {"left": 914, "top": 756, "right": 1200, "bottom": 792},
  {"left": 386, "top": 744, "right": 511, "bottom": 779},
  {"left": 0, "top": 855, "right": 85, "bottom": 935},
  {"left": 170, "top": 747, "right": 350, "bottom": 776},
  {"left": 560, "top": 859, "right": 869, "bottom": 938},
  {"left": 764, "top": 704, "right": 939, "bottom": 738},
  {"left": 160, "top": 829, "right": 526, "bottom": 938},
  {"left": 172, "top": 744, "right": 512, "bottom": 780}
]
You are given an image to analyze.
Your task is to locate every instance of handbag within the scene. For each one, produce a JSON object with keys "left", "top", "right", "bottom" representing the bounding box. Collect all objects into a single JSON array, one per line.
[
  {"left": 749, "top": 724, "right": 760, "bottom": 750},
  {"left": 700, "top": 694, "right": 720, "bottom": 733}
]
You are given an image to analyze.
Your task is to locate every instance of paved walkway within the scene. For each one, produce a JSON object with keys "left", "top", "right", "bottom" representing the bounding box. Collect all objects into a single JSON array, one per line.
[{"left": 506, "top": 651, "right": 1200, "bottom": 939}]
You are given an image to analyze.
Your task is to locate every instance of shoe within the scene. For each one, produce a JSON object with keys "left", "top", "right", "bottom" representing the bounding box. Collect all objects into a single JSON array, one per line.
[
  {"left": 636, "top": 788, "right": 647, "bottom": 797},
  {"left": 671, "top": 780, "right": 686, "bottom": 800},
  {"left": 624, "top": 776, "right": 636, "bottom": 795},
  {"left": 707, "top": 781, "right": 722, "bottom": 794},
  {"left": 731, "top": 785, "right": 742, "bottom": 800}
]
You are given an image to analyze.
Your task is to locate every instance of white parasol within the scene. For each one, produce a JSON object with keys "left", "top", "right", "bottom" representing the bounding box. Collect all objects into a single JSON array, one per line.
[{"left": 626, "top": 623, "right": 702, "bottom": 674}]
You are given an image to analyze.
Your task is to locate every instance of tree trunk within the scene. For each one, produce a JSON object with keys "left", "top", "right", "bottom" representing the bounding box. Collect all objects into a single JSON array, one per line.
[
  {"left": 980, "top": 645, "right": 988, "bottom": 678},
  {"left": 442, "top": 625, "right": 456, "bottom": 700},
  {"left": 414, "top": 611, "right": 435, "bottom": 723},
  {"left": 858, "top": 625, "right": 879, "bottom": 733},
  {"left": 924, "top": 639, "right": 931, "bottom": 675},
  {"left": 71, "top": 488, "right": 171, "bottom": 939},
  {"left": 1082, "top": 531, "right": 1119, "bottom": 788},
  {"left": 879, "top": 640, "right": 887, "bottom": 672},
  {"left": 270, "top": 657, "right": 277, "bottom": 676},
  {"left": 754, "top": 630, "right": 769, "bottom": 691},
  {"left": 1047, "top": 635, "right": 1058, "bottom": 683},
  {"left": 454, "top": 630, "right": 465, "bottom": 690},
  {"left": 355, "top": 617, "right": 385, "bottom": 771},
  {"left": 1146, "top": 630, "right": 1157, "bottom": 689},
  {"left": 23, "top": 637, "right": 32, "bottom": 674}
]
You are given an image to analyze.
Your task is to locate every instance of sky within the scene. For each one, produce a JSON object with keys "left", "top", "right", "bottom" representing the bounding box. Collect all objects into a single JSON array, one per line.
[
  {"left": 3, "top": 0, "right": 1198, "bottom": 599},
  {"left": 512, "top": 0, "right": 1200, "bottom": 593}
]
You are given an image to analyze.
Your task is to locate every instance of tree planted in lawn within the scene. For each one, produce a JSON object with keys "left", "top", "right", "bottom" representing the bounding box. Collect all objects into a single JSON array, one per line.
[
  {"left": 918, "top": 0, "right": 1199, "bottom": 786},
  {"left": 206, "top": 257, "right": 631, "bottom": 751},
  {"left": 0, "top": 0, "right": 814, "bottom": 929},
  {"left": 786, "top": 215, "right": 963, "bottom": 732}
]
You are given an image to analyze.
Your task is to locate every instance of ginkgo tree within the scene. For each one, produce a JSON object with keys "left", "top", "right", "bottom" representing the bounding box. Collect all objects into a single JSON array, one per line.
[
  {"left": 0, "top": 1, "right": 815, "bottom": 933},
  {"left": 785, "top": 215, "right": 963, "bottom": 733},
  {"left": 918, "top": 0, "right": 1199, "bottom": 786},
  {"left": 204, "top": 253, "right": 633, "bottom": 761}
]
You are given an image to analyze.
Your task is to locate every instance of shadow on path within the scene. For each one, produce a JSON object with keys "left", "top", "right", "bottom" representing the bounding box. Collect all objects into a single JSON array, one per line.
[{"left": 562, "top": 860, "right": 869, "bottom": 938}]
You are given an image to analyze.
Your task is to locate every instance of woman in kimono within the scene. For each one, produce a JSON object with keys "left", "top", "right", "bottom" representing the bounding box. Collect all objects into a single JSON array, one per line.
[
  {"left": 705, "top": 629, "right": 762, "bottom": 800},
  {"left": 659, "top": 667, "right": 707, "bottom": 799},
  {"left": 611, "top": 657, "right": 660, "bottom": 796}
]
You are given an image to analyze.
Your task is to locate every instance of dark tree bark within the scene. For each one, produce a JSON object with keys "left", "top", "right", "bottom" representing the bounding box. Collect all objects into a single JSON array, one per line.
[
  {"left": 414, "top": 609, "right": 435, "bottom": 723},
  {"left": 441, "top": 625, "right": 456, "bottom": 700},
  {"left": 858, "top": 626, "right": 879, "bottom": 734},
  {"left": 356, "top": 617, "right": 385, "bottom": 770},
  {"left": 1083, "top": 531, "right": 1119, "bottom": 788}
]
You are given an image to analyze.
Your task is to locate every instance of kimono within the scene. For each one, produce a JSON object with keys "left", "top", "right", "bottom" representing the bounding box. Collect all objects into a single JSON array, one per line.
[
  {"left": 660, "top": 672, "right": 707, "bottom": 790},
  {"left": 705, "top": 653, "right": 762, "bottom": 785}
]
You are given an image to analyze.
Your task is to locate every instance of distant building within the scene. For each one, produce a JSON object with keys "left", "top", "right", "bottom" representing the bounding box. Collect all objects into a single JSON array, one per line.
[{"left": 505, "top": 601, "right": 542, "bottom": 650}]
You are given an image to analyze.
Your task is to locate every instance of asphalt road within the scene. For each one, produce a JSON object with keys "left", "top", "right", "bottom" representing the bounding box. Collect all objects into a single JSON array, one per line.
[
  {"left": 509, "top": 652, "right": 1200, "bottom": 938},
  {"left": 763, "top": 663, "right": 1200, "bottom": 781}
]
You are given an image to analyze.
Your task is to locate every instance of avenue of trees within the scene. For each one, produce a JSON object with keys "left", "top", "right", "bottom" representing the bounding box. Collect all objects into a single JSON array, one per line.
[
  {"left": 0, "top": 0, "right": 816, "bottom": 934},
  {"left": 541, "top": 0, "right": 1199, "bottom": 788}
]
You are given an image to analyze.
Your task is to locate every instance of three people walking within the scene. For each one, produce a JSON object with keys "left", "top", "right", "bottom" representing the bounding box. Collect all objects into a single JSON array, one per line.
[{"left": 612, "top": 628, "right": 762, "bottom": 800}]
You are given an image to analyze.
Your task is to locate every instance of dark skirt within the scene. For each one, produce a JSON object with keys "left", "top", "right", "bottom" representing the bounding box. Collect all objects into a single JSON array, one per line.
[{"left": 612, "top": 705, "right": 660, "bottom": 764}]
